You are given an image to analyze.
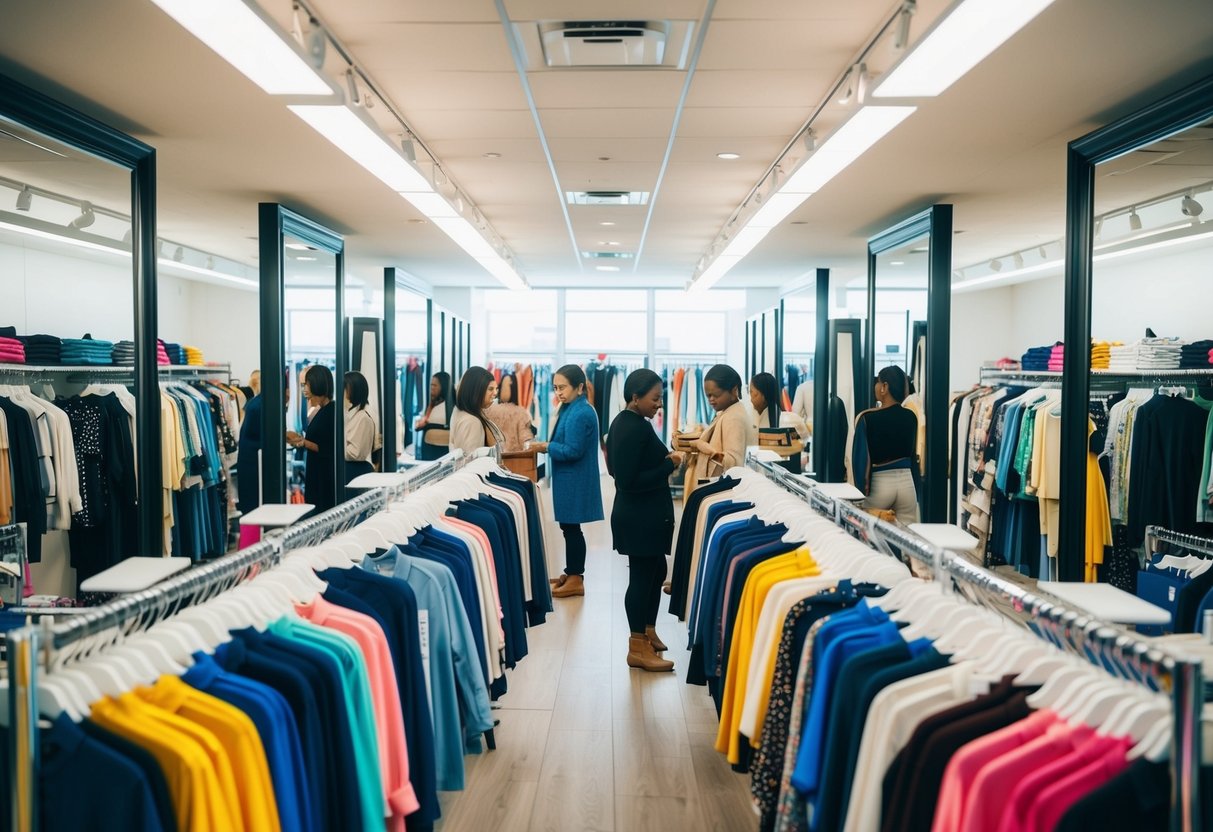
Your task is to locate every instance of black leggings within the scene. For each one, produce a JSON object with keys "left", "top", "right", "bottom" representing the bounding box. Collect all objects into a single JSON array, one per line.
[
  {"left": 625, "top": 556, "right": 667, "bottom": 634},
  {"left": 561, "top": 523, "right": 586, "bottom": 576}
]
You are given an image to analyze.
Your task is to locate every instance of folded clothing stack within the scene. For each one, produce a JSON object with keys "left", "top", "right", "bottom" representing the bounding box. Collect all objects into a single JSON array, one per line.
[
  {"left": 1135, "top": 336, "right": 1183, "bottom": 369},
  {"left": 1090, "top": 340, "right": 1117, "bottom": 370},
  {"left": 21, "top": 334, "right": 62, "bottom": 364},
  {"left": 112, "top": 340, "right": 136, "bottom": 366},
  {"left": 156, "top": 339, "right": 171, "bottom": 365},
  {"left": 1179, "top": 339, "right": 1213, "bottom": 368},
  {"left": 1047, "top": 343, "right": 1065, "bottom": 372},
  {"left": 0, "top": 335, "right": 26, "bottom": 364},
  {"left": 183, "top": 345, "right": 204, "bottom": 366},
  {"left": 1108, "top": 342, "right": 1139, "bottom": 371},
  {"left": 992, "top": 357, "right": 1021, "bottom": 371},
  {"left": 60, "top": 336, "right": 114, "bottom": 365},
  {"left": 163, "top": 342, "right": 185, "bottom": 365},
  {"left": 1021, "top": 343, "right": 1057, "bottom": 372}
]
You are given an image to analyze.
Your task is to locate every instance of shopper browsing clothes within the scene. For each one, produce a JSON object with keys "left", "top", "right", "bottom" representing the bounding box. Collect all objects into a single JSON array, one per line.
[
  {"left": 749, "top": 371, "right": 784, "bottom": 430},
  {"left": 529, "top": 364, "right": 603, "bottom": 598},
  {"left": 854, "top": 365, "right": 920, "bottom": 523},
  {"left": 691, "top": 364, "right": 758, "bottom": 486},
  {"left": 343, "top": 370, "right": 376, "bottom": 489},
  {"left": 606, "top": 369, "right": 682, "bottom": 672},
  {"left": 286, "top": 364, "right": 336, "bottom": 512}
]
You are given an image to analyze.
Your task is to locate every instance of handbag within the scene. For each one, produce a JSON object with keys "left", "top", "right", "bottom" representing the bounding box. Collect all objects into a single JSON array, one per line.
[{"left": 423, "top": 427, "right": 450, "bottom": 447}]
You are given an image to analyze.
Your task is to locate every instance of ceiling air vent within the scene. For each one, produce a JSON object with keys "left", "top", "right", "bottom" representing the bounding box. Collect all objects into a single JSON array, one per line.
[
  {"left": 516, "top": 20, "right": 696, "bottom": 70},
  {"left": 581, "top": 251, "right": 634, "bottom": 260},
  {"left": 565, "top": 191, "right": 650, "bottom": 206}
]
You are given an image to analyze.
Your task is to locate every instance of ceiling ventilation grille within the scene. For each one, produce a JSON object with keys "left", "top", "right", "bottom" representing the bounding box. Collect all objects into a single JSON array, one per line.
[
  {"left": 565, "top": 190, "right": 650, "bottom": 206},
  {"left": 581, "top": 250, "right": 634, "bottom": 260},
  {"left": 516, "top": 20, "right": 695, "bottom": 70}
]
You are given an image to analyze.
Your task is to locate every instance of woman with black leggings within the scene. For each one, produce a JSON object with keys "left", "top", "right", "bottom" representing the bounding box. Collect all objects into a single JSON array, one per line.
[{"left": 605, "top": 369, "right": 684, "bottom": 672}]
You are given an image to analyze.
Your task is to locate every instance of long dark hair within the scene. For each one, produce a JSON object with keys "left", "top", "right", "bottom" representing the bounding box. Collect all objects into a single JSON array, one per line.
[
  {"left": 705, "top": 364, "right": 742, "bottom": 397},
  {"left": 750, "top": 372, "right": 780, "bottom": 428},
  {"left": 877, "top": 365, "right": 911, "bottom": 403},
  {"left": 344, "top": 371, "right": 369, "bottom": 411},
  {"left": 456, "top": 366, "right": 495, "bottom": 431},
  {"left": 430, "top": 371, "right": 453, "bottom": 423},
  {"left": 499, "top": 372, "right": 519, "bottom": 405}
]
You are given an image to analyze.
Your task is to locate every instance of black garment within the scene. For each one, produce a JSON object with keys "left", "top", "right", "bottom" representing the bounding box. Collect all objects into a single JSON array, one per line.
[
  {"left": 487, "top": 471, "right": 554, "bottom": 625},
  {"left": 303, "top": 400, "right": 337, "bottom": 512},
  {"left": 883, "top": 686, "right": 1034, "bottom": 832},
  {"left": 824, "top": 394, "right": 849, "bottom": 482},
  {"left": 321, "top": 567, "right": 441, "bottom": 830},
  {"left": 0, "top": 396, "right": 46, "bottom": 562},
  {"left": 236, "top": 393, "right": 263, "bottom": 515},
  {"left": 669, "top": 476, "right": 739, "bottom": 618},
  {"left": 606, "top": 409, "right": 676, "bottom": 558},
  {"left": 625, "top": 556, "right": 667, "bottom": 633},
  {"left": 856, "top": 402, "right": 918, "bottom": 465},
  {"left": 1125, "top": 395, "right": 1210, "bottom": 545},
  {"left": 561, "top": 522, "right": 586, "bottom": 576},
  {"left": 80, "top": 719, "right": 178, "bottom": 832},
  {"left": 1055, "top": 758, "right": 1169, "bottom": 832}
]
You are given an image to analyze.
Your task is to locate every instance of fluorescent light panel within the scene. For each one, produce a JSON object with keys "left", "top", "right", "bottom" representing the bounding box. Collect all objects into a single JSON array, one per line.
[
  {"left": 782, "top": 107, "right": 917, "bottom": 194},
  {"left": 148, "top": 0, "right": 331, "bottom": 95},
  {"left": 721, "top": 225, "right": 773, "bottom": 259},
  {"left": 289, "top": 105, "right": 432, "bottom": 192},
  {"left": 399, "top": 191, "right": 459, "bottom": 219},
  {"left": 689, "top": 255, "right": 742, "bottom": 292},
  {"left": 748, "top": 191, "right": 812, "bottom": 229},
  {"left": 873, "top": 0, "right": 1058, "bottom": 98},
  {"left": 433, "top": 217, "right": 498, "bottom": 260}
]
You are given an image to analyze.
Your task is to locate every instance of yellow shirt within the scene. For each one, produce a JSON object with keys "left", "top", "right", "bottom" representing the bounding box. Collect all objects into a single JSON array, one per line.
[
  {"left": 138, "top": 676, "right": 282, "bottom": 832},
  {"left": 91, "top": 693, "right": 238, "bottom": 831},
  {"left": 716, "top": 547, "right": 820, "bottom": 763}
]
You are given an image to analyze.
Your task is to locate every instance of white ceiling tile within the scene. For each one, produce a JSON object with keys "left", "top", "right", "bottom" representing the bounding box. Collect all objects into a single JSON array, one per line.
[
  {"left": 540, "top": 108, "right": 676, "bottom": 139},
  {"left": 528, "top": 70, "right": 689, "bottom": 110},
  {"left": 678, "top": 106, "right": 806, "bottom": 137}
]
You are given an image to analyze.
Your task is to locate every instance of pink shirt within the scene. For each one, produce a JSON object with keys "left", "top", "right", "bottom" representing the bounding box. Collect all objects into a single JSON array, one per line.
[
  {"left": 295, "top": 595, "right": 419, "bottom": 824},
  {"left": 997, "top": 730, "right": 1126, "bottom": 832},
  {"left": 932, "top": 709, "right": 1058, "bottom": 832},
  {"left": 1019, "top": 735, "right": 1130, "bottom": 832},
  {"left": 442, "top": 516, "right": 504, "bottom": 633},
  {"left": 960, "top": 720, "right": 1093, "bottom": 832}
]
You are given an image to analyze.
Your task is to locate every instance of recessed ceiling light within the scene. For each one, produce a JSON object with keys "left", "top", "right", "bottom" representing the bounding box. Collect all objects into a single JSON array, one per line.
[
  {"left": 597, "top": 156, "right": 611, "bottom": 162},
  {"left": 890, "top": 260, "right": 905, "bottom": 266},
  {"left": 483, "top": 152, "right": 502, "bottom": 159},
  {"left": 596, "top": 265, "right": 620, "bottom": 272},
  {"left": 717, "top": 152, "right": 741, "bottom": 160},
  {"left": 599, "top": 241, "right": 621, "bottom": 246},
  {"left": 599, "top": 221, "right": 616, "bottom": 226}
]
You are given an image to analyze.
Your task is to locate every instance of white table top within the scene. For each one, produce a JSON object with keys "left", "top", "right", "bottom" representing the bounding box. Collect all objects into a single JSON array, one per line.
[
  {"left": 1037, "top": 581, "right": 1172, "bottom": 626},
  {"left": 80, "top": 557, "right": 192, "bottom": 594},
  {"left": 909, "top": 523, "right": 980, "bottom": 551},
  {"left": 239, "top": 503, "right": 315, "bottom": 527},
  {"left": 795, "top": 477, "right": 865, "bottom": 501},
  {"left": 347, "top": 472, "right": 412, "bottom": 489}
]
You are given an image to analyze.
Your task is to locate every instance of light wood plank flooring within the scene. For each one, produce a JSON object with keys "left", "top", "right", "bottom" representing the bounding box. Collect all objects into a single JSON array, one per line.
[{"left": 435, "top": 482, "right": 755, "bottom": 832}]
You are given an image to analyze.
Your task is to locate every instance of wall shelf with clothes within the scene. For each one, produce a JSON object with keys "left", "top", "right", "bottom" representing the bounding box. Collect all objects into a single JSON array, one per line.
[
  {"left": 4, "top": 451, "right": 555, "bottom": 832},
  {"left": 951, "top": 366, "right": 1213, "bottom": 591},
  {"left": 670, "top": 453, "right": 1204, "bottom": 832}
]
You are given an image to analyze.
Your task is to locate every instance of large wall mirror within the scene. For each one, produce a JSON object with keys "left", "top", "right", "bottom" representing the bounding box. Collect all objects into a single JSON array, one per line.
[
  {"left": 1060, "top": 74, "right": 1213, "bottom": 583},
  {"left": 866, "top": 204, "right": 952, "bottom": 522},
  {"left": 384, "top": 267, "right": 432, "bottom": 468},
  {"left": 259, "top": 203, "right": 345, "bottom": 514}
]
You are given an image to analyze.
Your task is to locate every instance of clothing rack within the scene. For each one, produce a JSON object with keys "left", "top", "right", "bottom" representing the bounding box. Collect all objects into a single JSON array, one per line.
[
  {"left": 0, "top": 362, "right": 233, "bottom": 383},
  {"left": 979, "top": 367, "right": 1213, "bottom": 386},
  {"left": 746, "top": 452, "right": 1205, "bottom": 832},
  {"left": 3, "top": 448, "right": 478, "bottom": 832},
  {"left": 1147, "top": 525, "right": 1213, "bottom": 557}
]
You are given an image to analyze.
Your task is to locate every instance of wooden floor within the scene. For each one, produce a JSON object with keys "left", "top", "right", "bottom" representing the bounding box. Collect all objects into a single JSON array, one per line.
[{"left": 435, "top": 483, "right": 756, "bottom": 832}]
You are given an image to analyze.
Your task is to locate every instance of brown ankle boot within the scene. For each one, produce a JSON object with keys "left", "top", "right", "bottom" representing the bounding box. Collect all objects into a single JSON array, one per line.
[
  {"left": 661, "top": 580, "right": 672, "bottom": 596},
  {"left": 645, "top": 626, "right": 668, "bottom": 652},
  {"left": 549, "top": 574, "right": 568, "bottom": 588},
  {"left": 627, "top": 635, "right": 674, "bottom": 672},
  {"left": 551, "top": 574, "right": 584, "bottom": 598}
]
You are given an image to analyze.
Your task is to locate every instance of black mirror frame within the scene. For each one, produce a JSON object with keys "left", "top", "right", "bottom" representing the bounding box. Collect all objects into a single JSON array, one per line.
[
  {"left": 866, "top": 203, "right": 953, "bottom": 522},
  {"left": 259, "top": 202, "right": 345, "bottom": 506},
  {"left": 0, "top": 72, "right": 162, "bottom": 557},
  {"left": 382, "top": 267, "right": 432, "bottom": 472},
  {"left": 1058, "top": 74, "right": 1213, "bottom": 583}
]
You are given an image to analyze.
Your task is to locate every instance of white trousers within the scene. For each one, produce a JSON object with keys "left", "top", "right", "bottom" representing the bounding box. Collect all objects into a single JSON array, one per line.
[{"left": 864, "top": 468, "right": 920, "bottom": 523}]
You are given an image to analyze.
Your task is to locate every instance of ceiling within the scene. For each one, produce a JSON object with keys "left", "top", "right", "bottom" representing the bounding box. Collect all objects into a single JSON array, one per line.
[{"left": 0, "top": 0, "right": 1211, "bottom": 292}]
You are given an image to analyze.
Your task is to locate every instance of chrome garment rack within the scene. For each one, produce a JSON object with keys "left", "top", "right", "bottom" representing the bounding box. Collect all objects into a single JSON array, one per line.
[
  {"left": 0, "top": 362, "right": 232, "bottom": 384},
  {"left": 4, "top": 449, "right": 477, "bottom": 832},
  {"left": 1147, "top": 525, "right": 1213, "bottom": 558},
  {"left": 979, "top": 367, "right": 1213, "bottom": 387},
  {"left": 746, "top": 453, "right": 1204, "bottom": 832}
]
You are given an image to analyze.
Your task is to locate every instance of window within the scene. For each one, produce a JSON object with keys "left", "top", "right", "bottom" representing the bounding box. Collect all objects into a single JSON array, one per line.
[
  {"left": 653, "top": 289, "right": 741, "bottom": 356},
  {"left": 485, "top": 288, "right": 558, "bottom": 355}
]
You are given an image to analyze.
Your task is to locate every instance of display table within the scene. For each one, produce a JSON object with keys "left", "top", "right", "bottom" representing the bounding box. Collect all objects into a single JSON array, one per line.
[
  {"left": 238, "top": 503, "right": 315, "bottom": 528},
  {"left": 80, "top": 557, "right": 192, "bottom": 594},
  {"left": 1037, "top": 581, "right": 1171, "bottom": 627},
  {"left": 910, "top": 523, "right": 980, "bottom": 551},
  {"left": 348, "top": 471, "right": 412, "bottom": 489}
]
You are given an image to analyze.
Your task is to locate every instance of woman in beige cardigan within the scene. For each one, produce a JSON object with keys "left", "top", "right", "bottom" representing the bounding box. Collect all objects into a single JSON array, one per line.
[{"left": 690, "top": 364, "right": 757, "bottom": 485}]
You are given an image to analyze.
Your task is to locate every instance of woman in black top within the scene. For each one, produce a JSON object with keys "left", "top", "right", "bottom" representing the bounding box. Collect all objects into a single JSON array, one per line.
[
  {"left": 287, "top": 364, "right": 337, "bottom": 512},
  {"left": 854, "top": 365, "right": 919, "bottom": 522},
  {"left": 606, "top": 369, "right": 684, "bottom": 672}
]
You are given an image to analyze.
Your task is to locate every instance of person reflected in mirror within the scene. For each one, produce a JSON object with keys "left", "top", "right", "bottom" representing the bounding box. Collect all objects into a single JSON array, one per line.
[
  {"left": 343, "top": 371, "right": 376, "bottom": 494},
  {"left": 286, "top": 364, "right": 336, "bottom": 512},
  {"left": 854, "top": 365, "right": 920, "bottom": 523},
  {"left": 416, "top": 371, "right": 453, "bottom": 461},
  {"left": 487, "top": 372, "right": 535, "bottom": 453}
]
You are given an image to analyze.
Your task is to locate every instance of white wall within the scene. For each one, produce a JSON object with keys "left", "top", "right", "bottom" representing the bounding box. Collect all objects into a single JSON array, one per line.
[{"left": 950, "top": 286, "right": 1017, "bottom": 390}]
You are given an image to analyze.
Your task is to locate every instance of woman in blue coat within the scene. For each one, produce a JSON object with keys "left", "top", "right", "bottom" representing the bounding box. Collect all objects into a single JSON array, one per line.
[{"left": 531, "top": 364, "right": 604, "bottom": 598}]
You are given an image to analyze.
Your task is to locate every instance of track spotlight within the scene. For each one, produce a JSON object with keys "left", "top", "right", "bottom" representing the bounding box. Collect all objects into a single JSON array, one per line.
[
  {"left": 205, "top": 256, "right": 215, "bottom": 270},
  {"left": 989, "top": 258, "right": 1002, "bottom": 272},
  {"left": 67, "top": 202, "right": 95, "bottom": 230},
  {"left": 838, "top": 63, "right": 868, "bottom": 105},
  {"left": 1012, "top": 252, "right": 1024, "bottom": 270},
  {"left": 173, "top": 246, "right": 184, "bottom": 262},
  {"left": 122, "top": 229, "right": 132, "bottom": 246},
  {"left": 1038, "top": 245, "right": 1047, "bottom": 259},
  {"left": 894, "top": 1, "right": 916, "bottom": 50},
  {"left": 401, "top": 137, "right": 416, "bottom": 163},
  {"left": 1181, "top": 193, "right": 1204, "bottom": 218},
  {"left": 837, "top": 67, "right": 855, "bottom": 105},
  {"left": 1128, "top": 207, "right": 1142, "bottom": 231},
  {"left": 15, "top": 185, "right": 32, "bottom": 211},
  {"left": 346, "top": 68, "right": 360, "bottom": 106},
  {"left": 803, "top": 129, "right": 817, "bottom": 154},
  {"left": 306, "top": 18, "right": 326, "bottom": 68},
  {"left": 1093, "top": 218, "right": 1102, "bottom": 240}
]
